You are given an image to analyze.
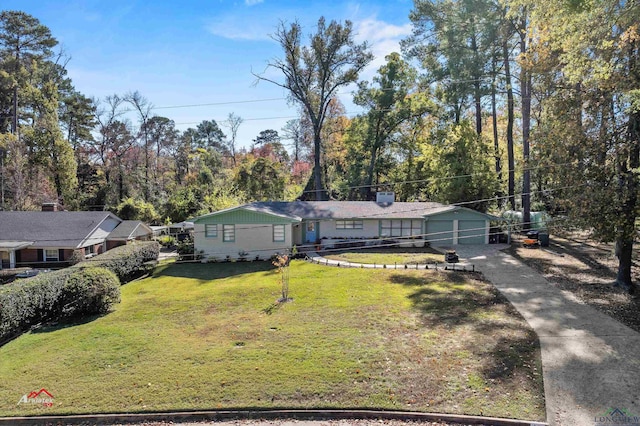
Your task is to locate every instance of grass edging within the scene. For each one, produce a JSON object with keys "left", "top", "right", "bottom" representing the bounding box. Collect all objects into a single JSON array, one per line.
[{"left": 0, "top": 408, "right": 549, "bottom": 426}]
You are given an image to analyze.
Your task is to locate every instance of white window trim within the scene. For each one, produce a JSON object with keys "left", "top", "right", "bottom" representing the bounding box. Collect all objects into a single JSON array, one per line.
[
  {"left": 205, "top": 224, "right": 218, "bottom": 238},
  {"left": 380, "top": 219, "right": 423, "bottom": 237},
  {"left": 44, "top": 248, "right": 59, "bottom": 262},
  {"left": 222, "top": 224, "right": 235, "bottom": 242},
  {"left": 273, "top": 224, "right": 286, "bottom": 242},
  {"left": 336, "top": 219, "right": 363, "bottom": 230}
]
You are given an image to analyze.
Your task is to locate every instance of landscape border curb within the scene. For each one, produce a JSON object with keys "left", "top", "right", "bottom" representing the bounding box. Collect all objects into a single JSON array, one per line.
[{"left": 0, "top": 409, "right": 548, "bottom": 426}]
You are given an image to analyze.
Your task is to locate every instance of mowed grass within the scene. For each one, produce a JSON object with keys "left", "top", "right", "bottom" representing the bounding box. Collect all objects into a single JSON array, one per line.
[
  {"left": 0, "top": 261, "right": 545, "bottom": 421},
  {"left": 323, "top": 247, "right": 444, "bottom": 265}
]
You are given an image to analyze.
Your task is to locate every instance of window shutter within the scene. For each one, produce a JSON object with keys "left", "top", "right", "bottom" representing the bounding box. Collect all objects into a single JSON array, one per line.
[
  {"left": 37, "top": 249, "right": 43, "bottom": 262},
  {"left": 59, "top": 249, "right": 65, "bottom": 261}
]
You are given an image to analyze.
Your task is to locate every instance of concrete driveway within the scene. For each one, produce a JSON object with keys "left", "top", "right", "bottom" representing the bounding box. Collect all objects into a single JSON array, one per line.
[{"left": 454, "top": 245, "right": 640, "bottom": 426}]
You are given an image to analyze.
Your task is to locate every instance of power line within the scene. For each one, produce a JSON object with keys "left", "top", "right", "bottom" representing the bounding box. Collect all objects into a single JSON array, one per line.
[
  {"left": 154, "top": 98, "right": 286, "bottom": 110},
  {"left": 299, "top": 160, "right": 579, "bottom": 195},
  {"left": 160, "top": 216, "right": 567, "bottom": 261}
]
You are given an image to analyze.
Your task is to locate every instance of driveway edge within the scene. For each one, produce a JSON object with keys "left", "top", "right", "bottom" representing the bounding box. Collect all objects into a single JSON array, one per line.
[{"left": 0, "top": 409, "right": 547, "bottom": 426}]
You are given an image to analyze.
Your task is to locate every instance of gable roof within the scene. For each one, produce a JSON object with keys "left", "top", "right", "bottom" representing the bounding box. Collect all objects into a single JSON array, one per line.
[
  {"left": 108, "top": 220, "right": 153, "bottom": 240},
  {"left": 0, "top": 211, "right": 121, "bottom": 248},
  {"left": 195, "top": 201, "right": 464, "bottom": 222}
]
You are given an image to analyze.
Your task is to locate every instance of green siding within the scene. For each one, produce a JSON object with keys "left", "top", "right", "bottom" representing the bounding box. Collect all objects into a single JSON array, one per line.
[
  {"left": 458, "top": 220, "right": 486, "bottom": 245},
  {"left": 195, "top": 208, "right": 298, "bottom": 225},
  {"left": 426, "top": 208, "right": 493, "bottom": 222},
  {"left": 426, "top": 220, "right": 454, "bottom": 246}
]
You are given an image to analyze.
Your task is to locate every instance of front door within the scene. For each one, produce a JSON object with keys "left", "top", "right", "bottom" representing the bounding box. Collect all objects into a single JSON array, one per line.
[{"left": 305, "top": 221, "right": 317, "bottom": 243}]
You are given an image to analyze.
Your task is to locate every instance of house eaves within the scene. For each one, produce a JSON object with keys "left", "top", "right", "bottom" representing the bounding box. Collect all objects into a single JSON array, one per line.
[{"left": 78, "top": 212, "right": 122, "bottom": 249}]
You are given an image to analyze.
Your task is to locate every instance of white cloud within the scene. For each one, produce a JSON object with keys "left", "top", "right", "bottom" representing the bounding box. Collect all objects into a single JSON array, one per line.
[
  {"left": 354, "top": 18, "right": 413, "bottom": 44},
  {"left": 206, "top": 16, "right": 272, "bottom": 41},
  {"left": 352, "top": 18, "right": 413, "bottom": 80},
  {"left": 245, "top": 0, "right": 264, "bottom": 5}
]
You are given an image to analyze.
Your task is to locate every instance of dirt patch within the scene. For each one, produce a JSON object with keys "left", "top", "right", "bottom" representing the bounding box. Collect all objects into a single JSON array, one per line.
[{"left": 506, "top": 231, "right": 640, "bottom": 332}]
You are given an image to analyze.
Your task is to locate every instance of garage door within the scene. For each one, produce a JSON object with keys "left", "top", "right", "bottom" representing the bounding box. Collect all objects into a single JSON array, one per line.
[
  {"left": 458, "top": 220, "right": 486, "bottom": 245},
  {"left": 426, "top": 220, "right": 454, "bottom": 246}
]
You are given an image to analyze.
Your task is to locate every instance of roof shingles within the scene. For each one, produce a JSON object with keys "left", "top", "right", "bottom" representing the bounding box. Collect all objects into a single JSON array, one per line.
[
  {"left": 0, "top": 211, "right": 120, "bottom": 248},
  {"left": 200, "top": 201, "right": 458, "bottom": 221}
]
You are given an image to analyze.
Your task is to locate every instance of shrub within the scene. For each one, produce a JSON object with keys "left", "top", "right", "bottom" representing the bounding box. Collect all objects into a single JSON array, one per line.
[
  {"left": 157, "top": 235, "right": 175, "bottom": 247},
  {"left": 60, "top": 267, "right": 121, "bottom": 318},
  {"left": 176, "top": 236, "right": 194, "bottom": 258},
  {"left": 76, "top": 241, "right": 159, "bottom": 282},
  {"left": 0, "top": 267, "right": 121, "bottom": 343},
  {"left": 68, "top": 249, "right": 86, "bottom": 265}
]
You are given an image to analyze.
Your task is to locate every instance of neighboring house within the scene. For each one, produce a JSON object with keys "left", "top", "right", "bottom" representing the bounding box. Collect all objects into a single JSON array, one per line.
[
  {"left": 150, "top": 225, "right": 168, "bottom": 237},
  {"left": 168, "top": 221, "right": 194, "bottom": 241},
  {"left": 106, "top": 220, "right": 154, "bottom": 250},
  {"left": 193, "top": 192, "right": 501, "bottom": 261},
  {"left": 0, "top": 207, "right": 122, "bottom": 269}
]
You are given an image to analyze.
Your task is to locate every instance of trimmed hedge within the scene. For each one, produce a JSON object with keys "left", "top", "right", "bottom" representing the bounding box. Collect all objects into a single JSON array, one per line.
[
  {"left": 0, "top": 242, "right": 158, "bottom": 343},
  {"left": 75, "top": 241, "right": 160, "bottom": 282},
  {"left": 0, "top": 267, "right": 120, "bottom": 343},
  {"left": 60, "top": 267, "right": 120, "bottom": 317}
]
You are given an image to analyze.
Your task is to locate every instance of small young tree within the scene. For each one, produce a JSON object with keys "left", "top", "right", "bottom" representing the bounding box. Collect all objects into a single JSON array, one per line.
[{"left": 272, "top": 253, "right": 291, "bottom": 302}]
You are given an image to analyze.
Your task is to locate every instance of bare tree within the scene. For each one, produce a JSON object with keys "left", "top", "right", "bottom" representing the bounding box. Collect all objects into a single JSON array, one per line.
[
  {"left": 223, "top": 112, "right": 243, "bottom": 166},
  {"left": 254, "top": 17, "right": 373, "bottom": 200},
  {"left": 281, "top": 118, "right": 307, "bottom": 163},
  {"left": 93, "top": 95, "right": 125, "bottom": 175},
  {"left": 124, "top": 91, "right": 153, "bottom": 200}
]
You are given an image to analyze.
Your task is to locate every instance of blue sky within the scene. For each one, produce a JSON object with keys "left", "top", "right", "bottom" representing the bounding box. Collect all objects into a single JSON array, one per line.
[{"left": 3, "top": 0, "right": 415, "bottom": 149}]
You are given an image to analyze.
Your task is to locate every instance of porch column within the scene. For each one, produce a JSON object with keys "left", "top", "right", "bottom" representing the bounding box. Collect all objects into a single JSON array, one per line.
[
  {"left": 485, "top": 220, "right": 490, "bottom": 244},
  {"left": 9, "top": 250, "right": 16, "bottom": 269},
  {"left": 453, "top": 220, "right": 459, "bottom": 245}
]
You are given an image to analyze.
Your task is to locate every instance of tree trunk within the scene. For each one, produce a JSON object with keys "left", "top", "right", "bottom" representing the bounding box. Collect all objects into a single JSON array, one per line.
[
  {"left": 363, "top": 118, "right": 384, "bottom": 200},
  {"left": 471, "top": 32, "right": 482, "bottom": 136},
  {"left": 520, "top": 16, "right": 532, "bottom": 230},
  {"left": 615, "top": 110, "right": 640, "bottom": 293},
  {"left": 491, "top": 56, "right": 503, "bottom": 205},
  {"left": 51, "top": 141, "right": 63, "bottom": 200},
  {"left": 118, "top": 163, "right": 125, "bottom": 202},
  {"left": 363, "top": 147, "right": 378, "bottom": 201},
  {"left": 313, "top": 131, "right": 325, "bottom": 200},
  {"left": 503, "top": 41, "right": 515, "bottom": 210},
  {"left": 11, "top": 85, "right": 18, "bottom": 135},
  {"left": 615, "top": 237, "right": 635, "bottom": 294}
]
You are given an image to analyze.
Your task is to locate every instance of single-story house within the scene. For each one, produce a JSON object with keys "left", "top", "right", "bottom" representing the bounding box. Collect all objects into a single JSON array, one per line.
[
  {"left": 0, "top": 210, "right": 122, "bottom": 269},
  {"left": 193, "top": 192, "right": 502, "bottom": 261},
  {"left": 106, "top": 220, "right": 154, "bottom": 250}
]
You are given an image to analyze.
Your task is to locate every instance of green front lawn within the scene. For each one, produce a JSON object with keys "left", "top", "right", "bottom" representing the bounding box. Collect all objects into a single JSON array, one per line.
[
  {"left": 323, "top": 247, "right": 444, "bottom": 265},
  {"left": 0, "top": 261, "right": 544, "bottom": 421}
]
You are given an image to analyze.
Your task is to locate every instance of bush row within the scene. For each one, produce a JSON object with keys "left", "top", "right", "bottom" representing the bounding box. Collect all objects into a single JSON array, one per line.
[
  {"left": 0, "top": 242, "right": 159, "bottom": 344},
  {"left": 75, "top": 241, "right": 160, "bottom": 282},
  {"left": 0, "top": 267, "right": 120, "bottom": 343}
]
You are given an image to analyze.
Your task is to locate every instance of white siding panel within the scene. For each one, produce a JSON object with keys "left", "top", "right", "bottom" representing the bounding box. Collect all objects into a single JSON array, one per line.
[{"left": 195, "top": 223, "right": 293, "bottom": 260}]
